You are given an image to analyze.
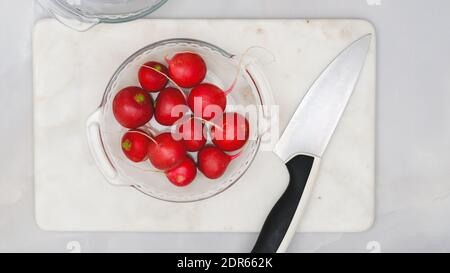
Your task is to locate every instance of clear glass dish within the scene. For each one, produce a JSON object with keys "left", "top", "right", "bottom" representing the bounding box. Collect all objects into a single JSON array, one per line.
[
  {"left": 86, "top": 38, "right": 273, "bottom": 202},
  {"left": 37, "top": 0, "right": 168, "bottom": 31}
]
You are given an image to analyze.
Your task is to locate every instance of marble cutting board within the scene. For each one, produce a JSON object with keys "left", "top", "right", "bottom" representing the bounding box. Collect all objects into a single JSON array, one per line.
[{"left": 33, "top": 19, "right": 376, "bottom": 232}]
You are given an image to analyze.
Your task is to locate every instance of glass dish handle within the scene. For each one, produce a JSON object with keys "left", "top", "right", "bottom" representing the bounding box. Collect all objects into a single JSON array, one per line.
[
  {"left": 86, "top": 109, "right": 128, "bottom": 186},
  {"left": 245, "top": 62, "right": 275, "bottom": 137},
  {"left": 37, "top": 0, "right": 99, "bottom": 31}
]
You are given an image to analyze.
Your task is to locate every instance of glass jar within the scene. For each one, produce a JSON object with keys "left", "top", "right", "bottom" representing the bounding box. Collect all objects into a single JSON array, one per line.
[{"left": 37, "top": 0, "right": 168, "bottom": 31}]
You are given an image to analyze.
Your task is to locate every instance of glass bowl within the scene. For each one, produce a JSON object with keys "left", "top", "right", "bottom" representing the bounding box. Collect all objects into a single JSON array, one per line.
[
  {"left": 37, "top": 0, "right": 168, "bottom": 31},
  {"left": 86, "top": 38, "right": 273, "bottom": 202}
]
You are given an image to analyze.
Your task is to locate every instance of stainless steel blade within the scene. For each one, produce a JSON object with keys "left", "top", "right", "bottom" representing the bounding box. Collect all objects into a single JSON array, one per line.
[{"left": 274, "top": 34, "right": 372, "bottom": 162}]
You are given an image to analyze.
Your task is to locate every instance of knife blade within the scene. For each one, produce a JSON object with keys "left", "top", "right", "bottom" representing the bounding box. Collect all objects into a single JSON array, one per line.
[{"left": 252, "top": 34, "right": 372, "bottom": 253}]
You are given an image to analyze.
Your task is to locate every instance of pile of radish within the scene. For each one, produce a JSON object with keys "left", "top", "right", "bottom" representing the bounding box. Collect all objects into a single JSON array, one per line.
[{"left": 113, "top": 52, "right": 250, "bottom": 187}]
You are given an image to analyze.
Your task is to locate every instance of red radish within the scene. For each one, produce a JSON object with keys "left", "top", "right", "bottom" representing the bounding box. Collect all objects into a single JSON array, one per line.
[
  {"left": 185, "top": 49, "right": 254, "bottom": 120},
  {"left": 184, "top": 47, "right": 261, "bottom": 121},
  {"left": 211, "top": 112, "right": 250, "bottom": 151},
  {"left": 154, "top": 87, "right": 188, "bottom": 126},
  {"left": 147, "top": 132, "right": 186, "bottom": 170},
  {"left": 113, "top": 86, "right": 154, "bottom": 128},
  {"left": 166, "top": 52, "right": 207, "bottom": 88},
  {"left": 187, "top": 83, "right": 227, "bottom": 120},
  {"left": 176, "top": 116, "right": 207, "bottom": 152},
  {"left": 165, "top": 156, "right": 197, "bottom": 187},
  {"left": 121, "top": 129, "right": 151, "bottom": 162},
  {"left": 138, "top": 61, "right": 169, "bottom": 92},
  {"left": 197, "top": 145, "right": 241, "bottom": 179}
]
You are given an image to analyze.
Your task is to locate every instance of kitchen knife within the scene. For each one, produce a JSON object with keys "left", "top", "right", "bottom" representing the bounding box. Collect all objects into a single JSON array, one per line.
[{"left": 252, "top": 34, "right": 372, "bottom": 253}]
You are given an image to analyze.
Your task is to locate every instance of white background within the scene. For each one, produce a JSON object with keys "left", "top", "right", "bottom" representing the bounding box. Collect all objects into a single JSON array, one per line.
[{"left": 1, "top": 0, "right": 450, "bottom": 252}]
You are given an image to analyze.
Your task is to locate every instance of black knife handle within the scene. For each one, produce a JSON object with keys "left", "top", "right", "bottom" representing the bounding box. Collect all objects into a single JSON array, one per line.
[{"left": 252, "top": 154, "right": 319, "bottom": 253}]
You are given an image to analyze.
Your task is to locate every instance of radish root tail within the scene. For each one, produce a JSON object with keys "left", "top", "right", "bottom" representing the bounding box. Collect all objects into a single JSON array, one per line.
[
  {"left": 225, "top": 46, "right": 276, "bottom": 96},
  {"left": 229, "top": 149, "right": 244, "bottom": 161},
  {"left": 128, "top": 129, "right": 158, "bottom": 145},
  {"left": 141, "top": 64, "right": 187, "bottom": 100}
]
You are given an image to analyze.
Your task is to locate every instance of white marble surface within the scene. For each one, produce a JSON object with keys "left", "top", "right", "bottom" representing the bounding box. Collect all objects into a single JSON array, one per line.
[
  {"left": 34, "top": 19, "right": 375, "bottom": 232},
  {"left": 1, "top": 0, "right": 450, "bottom": 252}
]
